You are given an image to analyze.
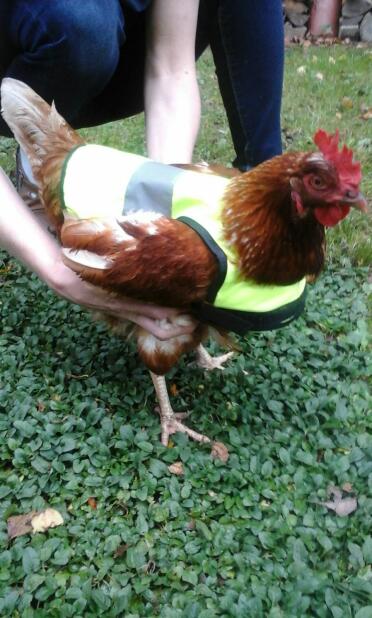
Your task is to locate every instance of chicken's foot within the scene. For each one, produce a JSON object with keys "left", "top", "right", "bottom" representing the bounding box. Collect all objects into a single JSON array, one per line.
[
  {"left": 196, "top": 344, "right": 234, "bottom": 371},
  {"left": 150, "top": 372, "right": 211, "bottom": 446}
]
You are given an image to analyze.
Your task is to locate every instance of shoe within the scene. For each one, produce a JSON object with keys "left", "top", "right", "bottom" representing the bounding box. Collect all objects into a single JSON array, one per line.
[{"left": 15, "top": 147, "right": 52, "bottom": 230}]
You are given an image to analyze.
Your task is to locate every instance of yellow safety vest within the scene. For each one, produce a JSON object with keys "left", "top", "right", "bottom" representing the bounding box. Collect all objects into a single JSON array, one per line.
[{"left": 61, "top": 144, "right": 307, "bottom": 334}]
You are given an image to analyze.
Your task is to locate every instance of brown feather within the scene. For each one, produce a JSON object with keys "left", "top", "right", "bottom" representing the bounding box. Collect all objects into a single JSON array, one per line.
[{"left": 222, "top": 153, "right": 326, "bottom": 284}]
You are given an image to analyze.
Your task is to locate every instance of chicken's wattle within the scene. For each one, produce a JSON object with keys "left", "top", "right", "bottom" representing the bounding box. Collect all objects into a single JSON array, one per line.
[{"left": 314, "top": 204, "right": 350, "bottom": 227}]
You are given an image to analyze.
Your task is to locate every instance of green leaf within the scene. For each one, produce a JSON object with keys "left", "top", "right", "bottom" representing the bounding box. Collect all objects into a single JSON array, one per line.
[
  {"left": 182, "top": 570, "right": 198, "bottom": 585},
  {"left": 348, "top": 542, "right": 365, "bottom": 568},
  {"left": 22, "top": 547, "right": 40, "bottom": 574},
  {"left": 23, "top": 573, "right": 45, "bottom": 593},
  {"left": 355, "top": 608, "right": 372, "bottom": 618},
  {"left": 136, "top": 512, "right": 149, "bottom": 535},
  {"left": 91, "top": 588, "right": 111, "bottom": 611},
  {"left": 152, "top": 506, "right": 169, "bottom": 523},
  {"left": 13, "top": 420, "right": 35, "bottom": 438},
  {"left": 30, "top": 455, "right": 50, "bottom": 474},
  {"left": 126, "top": 545, "right": 147, "bottom": 570},
  {"left": 59, "top": 438, "right": 76, "bottom": 453},
  {"left": 196, "top": 520, "right": 212, "bottom": 541},
  {"left": 362, "top": 537, "right": 372, "bottom": 564},
  {"left": 136, "top": 441, "right": 153, "bottom": 453}
]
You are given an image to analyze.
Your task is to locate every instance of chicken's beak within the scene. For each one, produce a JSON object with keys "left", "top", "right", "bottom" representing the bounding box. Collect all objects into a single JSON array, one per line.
[{"left": 341, "top": 190, "right": 368, "bottom": 213}]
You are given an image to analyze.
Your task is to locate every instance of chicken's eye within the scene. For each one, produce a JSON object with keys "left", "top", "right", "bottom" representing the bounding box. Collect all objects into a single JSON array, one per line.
[{"left": 310, "top": 175, "right": 327, "bottom": 190}]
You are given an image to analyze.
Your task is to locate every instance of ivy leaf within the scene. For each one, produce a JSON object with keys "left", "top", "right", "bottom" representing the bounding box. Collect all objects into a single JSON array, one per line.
[{"left": 22, "top": 548, "right": 40, "bottom": 574}]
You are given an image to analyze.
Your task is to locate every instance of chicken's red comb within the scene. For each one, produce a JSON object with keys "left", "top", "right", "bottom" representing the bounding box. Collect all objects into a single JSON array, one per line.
[{"left": 313, "top": 129, "right": 362, "bottom": 186}]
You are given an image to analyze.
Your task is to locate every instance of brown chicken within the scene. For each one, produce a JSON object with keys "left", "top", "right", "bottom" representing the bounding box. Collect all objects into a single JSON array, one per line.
[{"left": 1, "top": 78, "right": 367, "bottom": 455}]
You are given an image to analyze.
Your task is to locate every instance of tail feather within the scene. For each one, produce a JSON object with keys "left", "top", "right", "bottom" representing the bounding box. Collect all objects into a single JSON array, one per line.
[{"left": 1, "top": 77, "right": 82, "bottom": 178}]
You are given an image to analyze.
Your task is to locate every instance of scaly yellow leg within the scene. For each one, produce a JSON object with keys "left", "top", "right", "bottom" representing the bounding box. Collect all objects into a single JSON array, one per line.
[{"left": 150, "top": 372, "right": 211, "bottom": 446}]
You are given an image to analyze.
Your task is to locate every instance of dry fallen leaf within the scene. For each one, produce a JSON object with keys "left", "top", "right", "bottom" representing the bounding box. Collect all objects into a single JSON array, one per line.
[
  {"left": 7, "top": 511, "right": 37, "bottom": 540},
  {"left": 319, "top": 485, "right": 357, "bottom": 517},
  {"left": 168, "top": 462, "right": 184, "bottom": 476},
  {"left": 7, "top": 508, "right": 64, "bottom": 539},
  {"left": 113, "top": 543, "right": 129, "bottom": 558},
  {"left": 170, "top": 383, "right": 179, "bottom": 396},
  {"left": 360, "top": 108, "right": 372, "bottom": 120},
  {"left": 31, "top": 508, "right": 64, "bottom": 533},
  {"left": 87, "top": 497, "right": 97, "bottom": 510},
  {"left": 341, "top": 96, "right": 353, "bottom": 110},
  {"left": 211, "top": 441, "right": 229, "bottom": 463}
]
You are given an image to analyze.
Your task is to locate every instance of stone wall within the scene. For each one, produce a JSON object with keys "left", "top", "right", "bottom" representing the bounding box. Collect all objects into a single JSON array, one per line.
[{"left": 284, "top": 0, "right": 372, "bottom": 43}]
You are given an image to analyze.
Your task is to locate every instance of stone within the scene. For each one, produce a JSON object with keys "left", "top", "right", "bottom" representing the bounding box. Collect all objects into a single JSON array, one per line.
[
  {"left": 286, "top": 10, "right": 309, "bottom": 26},
  {"left": 342, "top": 0, "right": 372, "bottom": 18},
  {"left": 340, "top": 14, "right": 364, "bottom": 25},
  {"left": 339, "top": 22, "right": 361, "bottom": 39},
  {"left": 284, "top": 0, "right": 308, "bottom": 13},
  {"left": 285, "top": 21, "right": 308, "bottom": 40},
  {"left": 360, "top": 11, "right": 372, "bottom": 41}
]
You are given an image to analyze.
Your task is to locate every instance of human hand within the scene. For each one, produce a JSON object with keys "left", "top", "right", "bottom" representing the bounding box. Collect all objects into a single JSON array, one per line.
[
  {"left": 49, "top": 257, "right": 197, "bottom": 340},
  {"left": 0, "top": 170, "right": 196, "bottom": 340}
]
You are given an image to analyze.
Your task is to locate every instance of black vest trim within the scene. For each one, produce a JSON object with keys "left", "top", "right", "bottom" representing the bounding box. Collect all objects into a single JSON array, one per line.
[
  {"left": 192, "top": 286, "right": 307, "bottom": 335},
  {"left": 177, "top": 215, "right": 228, "bottom": 303}
]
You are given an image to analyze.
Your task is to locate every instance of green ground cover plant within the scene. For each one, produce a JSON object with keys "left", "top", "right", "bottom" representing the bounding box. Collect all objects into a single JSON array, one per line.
[{"left": 0, "top": 46, "right": 371, "bottom": 617}]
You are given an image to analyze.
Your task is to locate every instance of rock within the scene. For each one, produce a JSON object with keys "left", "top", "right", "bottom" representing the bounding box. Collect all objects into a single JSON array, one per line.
[
  {"left": 360, "top": 10, "right": 372, "bottom": 41},
  {"left": 339, "top": 19, "right": 361, "bottom": 39},
  {"left": 285, "top": 21, "right": 308, "bottom": 41},
  {"left": 286, "top": 10, "right": 309, "bottom": 26},
  {"left": 340, "top": 14, "right": 364, "bottom": 25},
  {"left": 342, "top": 0, "right": 372, "bottom": 18},
  {"left": 284, "top": 0, "right": 309, "bottom": 13}
]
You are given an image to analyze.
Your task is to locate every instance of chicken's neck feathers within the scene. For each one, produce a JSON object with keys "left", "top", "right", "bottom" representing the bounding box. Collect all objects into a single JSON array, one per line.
[{"left": 222, "top": 153, "right": 325, "bottom": 285}]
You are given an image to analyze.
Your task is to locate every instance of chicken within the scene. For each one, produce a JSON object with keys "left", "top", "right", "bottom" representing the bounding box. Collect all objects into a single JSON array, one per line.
[{"left": 1, "top": 78, "right": 367, "bottom": 455}]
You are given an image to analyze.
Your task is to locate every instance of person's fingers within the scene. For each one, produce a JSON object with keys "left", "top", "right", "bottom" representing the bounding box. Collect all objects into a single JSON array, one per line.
[{"left": 57, "top": 272, "right": 198, "bottom": 339}]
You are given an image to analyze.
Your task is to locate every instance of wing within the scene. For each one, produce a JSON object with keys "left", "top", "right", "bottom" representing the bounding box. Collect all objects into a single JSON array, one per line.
[{"left": 60, "top": 212, "right": 218, "bottom": 307}]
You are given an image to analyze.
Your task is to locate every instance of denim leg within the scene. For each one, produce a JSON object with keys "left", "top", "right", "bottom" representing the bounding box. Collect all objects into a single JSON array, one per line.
[
  {"left": 71, "top": 10, "right": 147, "bottom": 128},
  {"left": 198, "top": 0, "right": 284, "bottom": 169},
  {"left": 0, "top": 0, "right": 125, "bottom": 136}
]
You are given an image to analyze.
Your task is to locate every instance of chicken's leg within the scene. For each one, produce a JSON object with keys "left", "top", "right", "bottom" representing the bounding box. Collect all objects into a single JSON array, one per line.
[
  {"left": 196, "top": 344, "right": 234, "bottom": 371},
  {"left": 150, "top": 372, "right": 211, "bottom": 446}
]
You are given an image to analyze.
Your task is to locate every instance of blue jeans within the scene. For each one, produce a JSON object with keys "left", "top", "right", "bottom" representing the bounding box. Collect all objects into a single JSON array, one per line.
[{"left": 0, "top": 0, "right": 284, "bottom": 168}]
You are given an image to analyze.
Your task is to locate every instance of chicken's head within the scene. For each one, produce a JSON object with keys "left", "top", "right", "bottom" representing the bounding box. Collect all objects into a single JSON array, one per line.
[{"left": 290, "top": 129, "right": 367, "bottom": 227}]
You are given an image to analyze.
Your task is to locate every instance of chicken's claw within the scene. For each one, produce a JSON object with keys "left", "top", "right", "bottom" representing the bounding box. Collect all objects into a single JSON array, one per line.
[
  {"left": 160, "top": 416, "right": 211, "bottom": 447},
  {"left": 196, "top": 345, "right": 234, "bottom": 371}
]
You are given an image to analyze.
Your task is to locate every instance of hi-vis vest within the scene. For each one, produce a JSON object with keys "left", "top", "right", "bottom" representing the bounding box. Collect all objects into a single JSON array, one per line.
[{"left": 61, "top": 144, "right": 307, "bottom": 335}]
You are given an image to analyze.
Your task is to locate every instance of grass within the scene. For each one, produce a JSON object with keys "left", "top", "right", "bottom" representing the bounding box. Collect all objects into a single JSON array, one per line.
[{"left": 0, "top": 47, "right": 371, "bottom": 617}]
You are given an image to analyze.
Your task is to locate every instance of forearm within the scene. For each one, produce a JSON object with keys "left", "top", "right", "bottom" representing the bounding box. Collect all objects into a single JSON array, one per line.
[
  {"left": 145, "top": 67, "right": 201, "bottom": 163},
  {"left": 0, "top": 168, "right": 60, "bottom": 285},
  {"left": 144, "top": 0, "right": 201, "bottom": 164}
]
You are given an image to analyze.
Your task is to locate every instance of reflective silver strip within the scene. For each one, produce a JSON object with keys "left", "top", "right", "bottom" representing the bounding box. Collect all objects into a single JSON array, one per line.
[{"left": 123, "top": 161, "right": 184, "bottom": 217}]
